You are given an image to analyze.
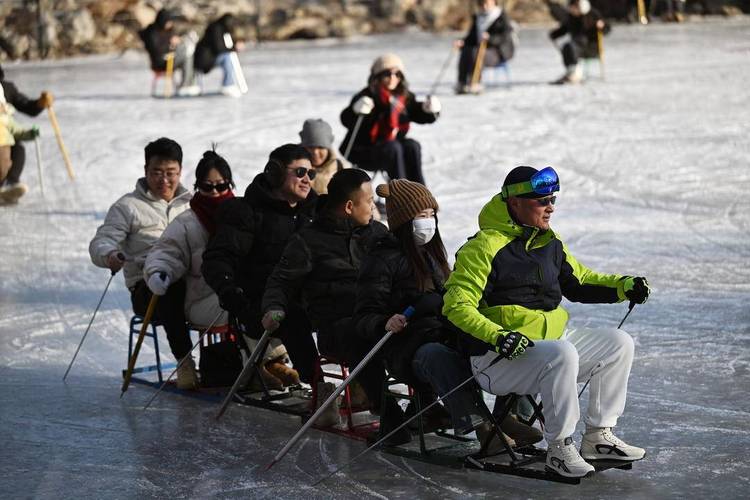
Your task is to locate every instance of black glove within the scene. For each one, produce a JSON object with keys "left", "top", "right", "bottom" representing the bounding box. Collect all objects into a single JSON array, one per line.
[
  {"left": 494, "top": 330, "right": 534, "bottom": 360},
  {"left": 623, "top": 277, "right": 650, "bottom": 304},
  {"left": 219, "top": 287, "right": 248, "bottom": 315}
]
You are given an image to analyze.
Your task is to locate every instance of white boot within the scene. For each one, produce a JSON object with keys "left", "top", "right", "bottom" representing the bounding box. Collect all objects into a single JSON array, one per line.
[
  {"left": 581, "top": 427, "right": 646, "bottom": 461},
  {"left": 565, "top": 64, "right": 583, "bottom": 84},
  {"left": 220, "top": 85, "right": 242, "bottom": 98},
  {"left": 546, "top": 437, "right": 595, "bottom": 478},
  {"left": 176, "top": 356, "right": 199, "bottom": 390}
]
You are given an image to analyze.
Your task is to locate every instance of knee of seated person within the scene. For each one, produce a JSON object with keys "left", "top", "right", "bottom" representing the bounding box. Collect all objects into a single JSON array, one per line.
[
  {"left": 608, "top": 328, "right": 635, "bottom": 358},
  {"left": 551, "top": 339, "right": 578, "bottom": 366},
  {"left": 412, "top": 342, "right": 450, "bottom": 374}
]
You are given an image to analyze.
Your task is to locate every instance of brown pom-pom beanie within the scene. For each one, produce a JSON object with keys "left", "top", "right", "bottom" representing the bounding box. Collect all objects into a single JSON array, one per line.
[{"left": 376, "top": 179, "right": 438, "bottom": 230}]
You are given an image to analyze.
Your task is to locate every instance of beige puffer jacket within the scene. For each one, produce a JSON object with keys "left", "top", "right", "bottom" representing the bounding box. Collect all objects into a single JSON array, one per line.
[{"left": 89, "top": 178, "right": 190, "bottom": 288}]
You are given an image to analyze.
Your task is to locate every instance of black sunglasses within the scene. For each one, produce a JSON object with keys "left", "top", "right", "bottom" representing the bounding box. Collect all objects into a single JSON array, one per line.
[
  {"left": 377, "top": 69, "right": 403, "bottom": 80},
  {"left": 535, "top": 196, "right": 557, "bottom": 206},
  {"left": 197, "top": 181, "right": 231, "bottom": 193},
  {"left": 288, "top": 166, "right": 317, "bottom": 180}
]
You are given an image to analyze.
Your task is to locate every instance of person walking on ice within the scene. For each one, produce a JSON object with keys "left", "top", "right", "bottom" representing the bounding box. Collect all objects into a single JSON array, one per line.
[{"left": 442, "top": 165, "right": 650, "bottom": 478}]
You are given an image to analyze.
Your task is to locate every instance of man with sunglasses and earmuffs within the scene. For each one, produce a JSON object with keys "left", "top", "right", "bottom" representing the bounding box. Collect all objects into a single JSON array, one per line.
[
  {"left": 202, "top": 144, "right": 319, "bottom": 384},
  {"left": 443, "top": 166, "right": 650, "bottom": 479}
]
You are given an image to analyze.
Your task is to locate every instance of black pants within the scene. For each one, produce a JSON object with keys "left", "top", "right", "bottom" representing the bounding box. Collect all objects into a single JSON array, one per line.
[
  {"left": 350, "top": 138, "right": 424, "bottom": 185},
  {"left": 561, "top": 41, "right": 597, "bottom": 67},
  {"left": 130, "top": 279, "right": 192, "bottom": 360},
  {"left": 457, "top": 45, "right": 502, "bottom": 85},
  {"left": 2, "top": 143, "right": 25, "bottom": 185},
  {"left": 243, "top": 302, "right": 318, "bottom": 384},
  {"left": 317, "top": 317, "right": 386, "bottom": 410}
]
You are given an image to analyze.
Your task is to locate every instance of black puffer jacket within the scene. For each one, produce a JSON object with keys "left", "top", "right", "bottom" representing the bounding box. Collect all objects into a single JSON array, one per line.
[
  {"left": 194, "top": 14, "right": 236, "bottom": 74},
  {"left": 202, "top": 173, "right": 317, "bottom": 306},
  {"left": 138, "top": 10, "right": 173, "bottom": 71},
  {"left": 262, "top": 206, "right": 388, "bottom": 329},
  {"left": 339, "top": 87, "right": 437, "bottom": 158},
  {"left": 353, "top": 233, "right": 450, "bottom": 383},
  {"left": 0, "top": 81, "right": 44, "bottom": 116},
  {"left": 463, "top": 11, "right": 516, "bottom": 63},
  {"left": 549, "top": 9, "right": 610, "bottom": 57}
]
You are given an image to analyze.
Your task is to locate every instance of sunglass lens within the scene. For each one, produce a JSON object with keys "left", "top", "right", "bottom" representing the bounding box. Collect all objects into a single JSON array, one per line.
[
  {"left": 538, "top": 196, "right": 556, "bottom": 206},
  {"left": 294, "top": 167, "right": 316, "bottom": 180}
]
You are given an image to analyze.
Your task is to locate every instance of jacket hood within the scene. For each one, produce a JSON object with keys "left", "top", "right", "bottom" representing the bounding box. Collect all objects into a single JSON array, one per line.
[
  {"left": 244, "top": 172, "right": 318, "bottom": 214},
  {"left": 478, "top": 193, "right": 558, "bottom": 243},
  {"left": 135, "top": 177, "right": 190, "bottom": 203}
]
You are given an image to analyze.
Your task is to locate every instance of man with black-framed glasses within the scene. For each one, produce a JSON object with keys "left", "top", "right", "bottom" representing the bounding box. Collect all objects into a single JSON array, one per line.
[
  {"left": 202, "top": 144, "right": 319, "bottom": 384},
  {"left": 443, "top": 165, "right": 650, "bottom": 479},
  {"left": 89, "top": 137, "right": 192, "bottom": 374}
]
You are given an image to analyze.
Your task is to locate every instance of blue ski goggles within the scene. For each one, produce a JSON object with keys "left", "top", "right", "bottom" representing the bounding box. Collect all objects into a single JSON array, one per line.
[{"left": 501, "top": 166, "right": 560, "bottom": 199}]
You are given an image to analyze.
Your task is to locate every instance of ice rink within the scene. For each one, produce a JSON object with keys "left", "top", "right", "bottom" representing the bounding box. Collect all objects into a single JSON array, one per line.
[{"left": 1, "top": 17, "right": 749, "bottom": 499}]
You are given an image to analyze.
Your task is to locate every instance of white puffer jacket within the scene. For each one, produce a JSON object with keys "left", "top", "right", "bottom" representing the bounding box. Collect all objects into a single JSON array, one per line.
[
  {"left": 143, "top": 208, "right": 226, "bottom": 328},
  {"left": 89, "top": 178, "right": 190, "bottom": 288},
  {"left": 143, "top": 207, "right": 287, "bottom": 360}
]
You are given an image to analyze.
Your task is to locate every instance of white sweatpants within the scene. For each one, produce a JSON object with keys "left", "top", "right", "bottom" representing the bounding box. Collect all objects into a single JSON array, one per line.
[{"left": 470, "top": 327, "right": 635, "bottom": 442}]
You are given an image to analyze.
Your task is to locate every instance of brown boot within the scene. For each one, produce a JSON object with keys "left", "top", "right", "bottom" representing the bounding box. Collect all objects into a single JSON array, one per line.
[
  {"left": 475, "top": 422, "right": 515, "bottom": 456},
  {"left": 500, "top": 414, "right": 543, "bottom": 448},
  {"left": 264, "top": 358, "right": 300, "bottom": 387},
  {"left": 176, "top": 357, "right": 199, "bottom": 390}
]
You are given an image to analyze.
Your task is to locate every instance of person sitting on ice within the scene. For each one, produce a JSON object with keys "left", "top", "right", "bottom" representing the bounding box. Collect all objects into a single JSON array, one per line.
[
  {"left": 339, "top": 53, "right": 440, "bottom": 186},
  {"left": 138, "top": 9, "right": 200, "bottom": 97},
  {"left": 262, "top": 168, "right": 388, "bottom": 426},
  {"left": 454, "top": 0, "right": 517, "bottom": 95},
  {"left": 143, "top": 149, "right": 297, "bottom": 390},
  {"left": 549, "top": 0, "right": 609, "bottom": 84},
  {"left": 202, "top": 144, "right": 318, "bottom": 385},
  {"left": 442, "top": 165, "right": 649, "bottom": 478},
  {"left": 194, "top": 14, "right": 246, "bottom": 98},
  {"left": 0, "top": 63, "right": 53, "bottom": 205},
  {"left": 89, "top": 138, "right": 193, "bottom": 386}
]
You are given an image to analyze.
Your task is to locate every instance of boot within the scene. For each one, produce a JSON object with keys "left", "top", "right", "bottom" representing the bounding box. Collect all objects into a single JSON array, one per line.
[
  {"left": 0, "top": 182, "right": 28, "bottom": 205},
  {"left": 374, "top": 400, "right": 411, "bottom": 447},
  {"left": 264, "top": 357, "right": 300, "bottom": 387},
  {"left": 546, "top": 437, "right": 595, "bottom": 478},
  {"left": 250, "top": 365, "right": 284, "bottom": 392},
  {"left": 475, "top": 422, "right": 515, "bottom": 456},
  {"left": 176, "top": 357, "right": 199, "bottom": 390},
  {"left": 580, "top": 427, "right": 646, "bottom": 461},
  {"left": 405, "top": 399, "right": 452, "bottom": 434},
  {"left": 500, "top": 414, "right": 543, "bottom": 448},
  {"left": 313, "top": 381, "right": 342, "bottom": 428},
  {"left": 551, "top": 64, "right": 583, "bottom": 85},
  {"left": 347, "top": 380, "right": 371, "bottom": 410}
]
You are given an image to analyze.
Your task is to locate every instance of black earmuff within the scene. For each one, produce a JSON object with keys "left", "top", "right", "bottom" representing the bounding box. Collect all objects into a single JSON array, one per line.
[{"left": 264, "top": 158, "right": 286, "bottom": 188}]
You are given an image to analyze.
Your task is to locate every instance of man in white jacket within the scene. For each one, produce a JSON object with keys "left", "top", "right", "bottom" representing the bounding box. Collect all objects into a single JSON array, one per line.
[{"left": 89, "top": 137, "right": 194, "bottom": 387}]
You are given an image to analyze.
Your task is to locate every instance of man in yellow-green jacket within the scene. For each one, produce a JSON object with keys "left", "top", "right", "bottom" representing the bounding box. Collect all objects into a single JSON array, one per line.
[{"left": 443, "top": 166, "right": 650, "bottom": 479}]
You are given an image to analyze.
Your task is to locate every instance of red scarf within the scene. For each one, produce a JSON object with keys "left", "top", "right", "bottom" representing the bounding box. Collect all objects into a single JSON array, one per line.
[
  {"left": 190, "top": 190, "right": 234, "bottom": 235},
  {"left": 369, "top": 86, "right": 409, "bottom": 144}
]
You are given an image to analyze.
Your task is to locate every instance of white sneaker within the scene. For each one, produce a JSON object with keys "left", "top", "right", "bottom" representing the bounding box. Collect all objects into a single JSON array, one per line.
[
  {"left": 313, "top": 381, "right": 341, "bottom": 427},
  {"left": 0, "top": 182, "right": 28, "bottom": 205},
  {"left": 177, "top": 85, "right": 201, "bottom": 97},
  {"left": 176, "top": 357, "right": 199, "bottom": 390},
  {"left": 546, "top": 437, "right": 595, "bottom": 478},
  {"left": 581, "top": 427, "right": 646, "bottom": 461},
  {"left": 220, "top": 85, "right": 242, "bottom": 98}
]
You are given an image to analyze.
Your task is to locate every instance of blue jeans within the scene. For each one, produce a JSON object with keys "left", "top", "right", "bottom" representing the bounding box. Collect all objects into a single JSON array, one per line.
[
  {"left": 216, "top": 52, "right": 236, "bottom": 87},
  {"left": 411, "top": 343, "right": 485, "bottom": 434}
]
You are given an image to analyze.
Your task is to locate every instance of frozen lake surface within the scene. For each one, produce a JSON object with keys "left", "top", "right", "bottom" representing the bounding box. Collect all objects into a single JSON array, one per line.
[{"left": 1, "top": 18, "right": 749, "bottom": 499}]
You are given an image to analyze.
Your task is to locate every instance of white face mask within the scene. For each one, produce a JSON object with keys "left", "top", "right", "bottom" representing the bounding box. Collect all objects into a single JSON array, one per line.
[{"left": 412, "top": 217, "right": 436, "bottom": 246}]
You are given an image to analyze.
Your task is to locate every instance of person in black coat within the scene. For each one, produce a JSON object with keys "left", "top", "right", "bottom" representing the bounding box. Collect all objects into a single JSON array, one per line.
[
  {"left": 262, "top": 169, "right": 389, "bottom": 420},
  {"left": 339, "top": 53, "right": 440, "bottom": 185},
  {"left": 353, "top": 179, "right": 490, "bottom": 445},
  {"left": 194, "top": 14, "right": 244, "bottom": 97},
  {"left": 0, "top": 64, "right": 52, "bottom": 204},
  {"left": 455, "top": 0, "right": 516, "bottom": 94},
  {"left": 138, "top": 9, "right": 199, "bottom": 95},
  {"left": 202, "top": 144, "right": 318, "bottom": 383},
  {"left": 549, "top": 0, "right": 610, "bottom": 84}
]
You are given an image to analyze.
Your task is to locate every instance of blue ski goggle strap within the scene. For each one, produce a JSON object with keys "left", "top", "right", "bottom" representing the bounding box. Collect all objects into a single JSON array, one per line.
[{"left": 501, "top": 166, "right": 560, "bottom": 199}]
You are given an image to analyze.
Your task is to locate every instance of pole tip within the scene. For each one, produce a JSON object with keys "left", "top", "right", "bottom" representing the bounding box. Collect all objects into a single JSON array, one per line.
[{"left": 264, "top": 460, "right": 276, "bottom": 472}]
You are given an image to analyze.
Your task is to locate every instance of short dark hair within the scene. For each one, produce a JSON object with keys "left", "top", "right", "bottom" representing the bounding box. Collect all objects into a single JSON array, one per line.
[
  {"left": 268, "top": 143, "right": 312, "bottom": 167},
  {"left": 326, "top": 168, "right": 371, "bottom": 208},
  {"left": 194, "top": 149, "right": 234, "bottom": 190},
  {"left": 144, "top": 137, "right": 183, "bottom": 167}
]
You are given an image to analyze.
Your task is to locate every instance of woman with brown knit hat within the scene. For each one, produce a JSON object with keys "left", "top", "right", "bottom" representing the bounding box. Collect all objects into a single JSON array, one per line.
[
  {"left": 339, "top": 54, "right": 440, "bottom": 186},
  {"left": 352, "top": 179, "right": 495, "bottom": 447}
]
